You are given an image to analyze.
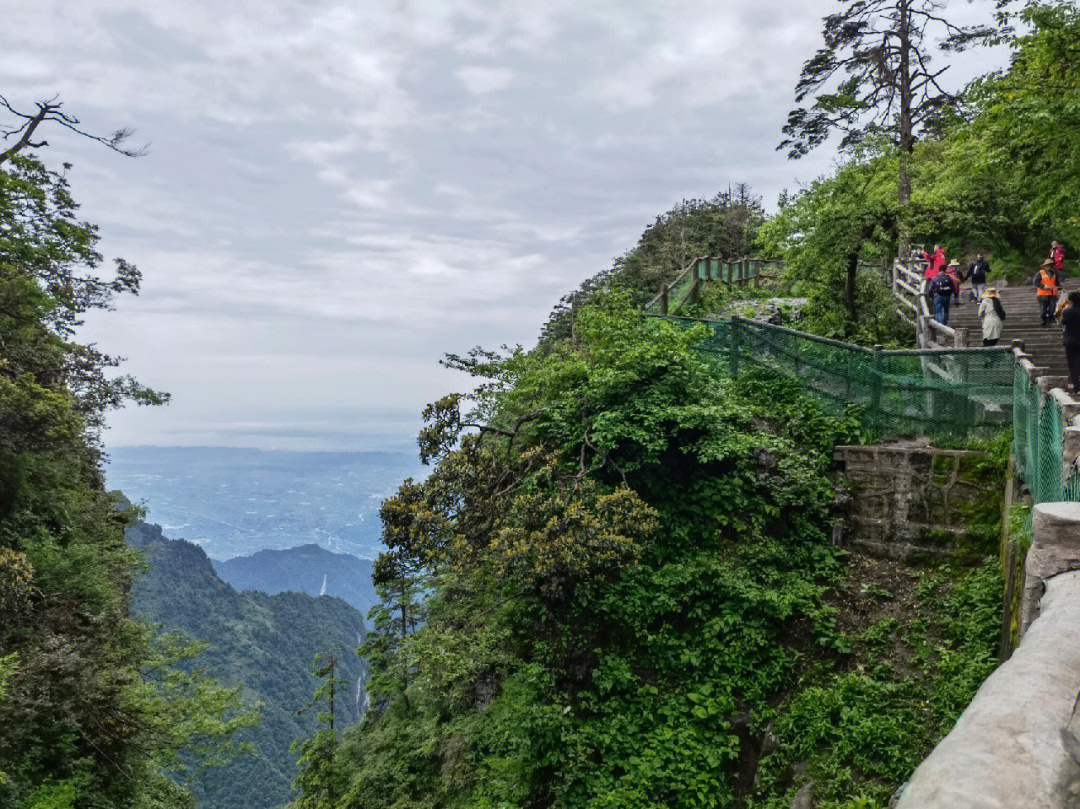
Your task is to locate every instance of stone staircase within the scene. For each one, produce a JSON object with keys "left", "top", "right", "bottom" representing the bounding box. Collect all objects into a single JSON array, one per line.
[{"left": 947, "top": 276, "right": 1080, "bottom": 377}]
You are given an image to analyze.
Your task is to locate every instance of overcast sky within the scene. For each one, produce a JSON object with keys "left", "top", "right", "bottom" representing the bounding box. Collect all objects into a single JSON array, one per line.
[{"left": 4, "top": 0, "right": 1006, "bottom": 451}]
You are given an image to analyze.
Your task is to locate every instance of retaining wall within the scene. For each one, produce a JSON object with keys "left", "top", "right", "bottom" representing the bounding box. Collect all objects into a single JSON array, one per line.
[{"left": 834, "top": 444, "right": 997, "bottom": 561}]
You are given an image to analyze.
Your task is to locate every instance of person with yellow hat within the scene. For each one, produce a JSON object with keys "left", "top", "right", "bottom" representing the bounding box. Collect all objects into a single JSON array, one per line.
[
  {"left": 978, "top": 287, "right": 1005, "bottom": 346},
  {"left": 1034, "top": 258, "right": 1061, "bottom": 326},
  {"left": 945, "top": 260, "right": 963, "bottom": 306}
]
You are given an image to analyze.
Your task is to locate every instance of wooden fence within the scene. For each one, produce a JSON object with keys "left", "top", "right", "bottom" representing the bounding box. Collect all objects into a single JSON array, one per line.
[{"left": 892, "top": 257, "right": 969, "bottom": 349}]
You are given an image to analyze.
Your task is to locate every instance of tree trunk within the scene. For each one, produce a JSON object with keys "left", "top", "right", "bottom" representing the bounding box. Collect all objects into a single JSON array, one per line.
[
  {"left": 897, "top": 0, "right": 914, "bottom": 254},
  {"left": 845, "top": 252, "right": 859, "bottom": 323},
  {"left": 328, "top": 657, "right": 335, "bottom": 732}
]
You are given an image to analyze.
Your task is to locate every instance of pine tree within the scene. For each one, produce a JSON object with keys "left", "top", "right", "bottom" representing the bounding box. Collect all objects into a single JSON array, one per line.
[
  {"left": 780, "top": 0, "right": 998, "bottom": 231},
  {"left": 291, "top": 652, "right": 346, "bottom": 809}
]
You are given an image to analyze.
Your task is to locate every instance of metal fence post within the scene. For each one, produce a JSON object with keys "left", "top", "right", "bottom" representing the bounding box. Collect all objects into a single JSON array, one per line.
[
  {"left": 730, "top": 317, "right": 741, "bottom": 379},
  {"left": 871, "top": 344, "right": 884, "bottom": 432}
]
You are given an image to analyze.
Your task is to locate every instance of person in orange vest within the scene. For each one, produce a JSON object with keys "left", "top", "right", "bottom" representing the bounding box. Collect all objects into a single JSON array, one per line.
[{"left": 1034, "top": 258, "right": 1061, "bottom": 326}]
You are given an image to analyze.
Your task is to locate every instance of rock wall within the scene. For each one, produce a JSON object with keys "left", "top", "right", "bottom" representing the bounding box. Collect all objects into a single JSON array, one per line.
[{"left": 834, "top": 444, "right": 998, "bottom": 561}]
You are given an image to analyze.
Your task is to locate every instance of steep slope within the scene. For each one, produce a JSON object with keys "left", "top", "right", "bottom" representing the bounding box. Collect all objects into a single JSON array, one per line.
[
  {"left": 212, "top": 544, "right": 377, "bottom": 616},
  {"left": 127, "top": 521, "right": 366, "bottom": 809}
]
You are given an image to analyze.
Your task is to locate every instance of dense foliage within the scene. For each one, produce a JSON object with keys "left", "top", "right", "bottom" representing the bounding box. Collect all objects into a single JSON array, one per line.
[
  {"left": 541, "top": 186, "right": 765, "bottom": 343},
  {"left": 127, "top": 521, "right": 368, "bottom": 809},
  {"left": 0, "top": 152, "right": 251, "bottom": 808},
  {"left": 292, "top": 294, "right": 1002, "bottom": 809}
]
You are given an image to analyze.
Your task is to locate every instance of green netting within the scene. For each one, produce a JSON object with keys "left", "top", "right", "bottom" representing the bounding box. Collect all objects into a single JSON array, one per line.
[
  {"left": 1012, "top": 368, "right": 1080, "bottom": 504},
  {"left": 663, "top": 316, "right": 1015, "bottom": 442},
  {"left": 649, "top": 273, "right": 1080, "bottom": 502}
]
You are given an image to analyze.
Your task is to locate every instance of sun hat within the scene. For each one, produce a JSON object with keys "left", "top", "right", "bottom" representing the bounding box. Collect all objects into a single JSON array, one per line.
[
  {"left": 948, "top": 259, "right": 960, "bottom": 266},
  {"left": 1043, "top": 258, "right": 1055, "bottom": 267},
  {"left": 983, "top": 287, "right": 998, "bottom": 298}
]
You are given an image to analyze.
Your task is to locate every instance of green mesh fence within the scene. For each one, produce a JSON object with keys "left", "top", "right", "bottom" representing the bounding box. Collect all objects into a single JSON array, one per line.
[
  {"left": 663, "top": 316, "right": 1015, "bottom": 443},
  {"left": 660, "top": 314, "right": 1080, "bottom": 503},
  {"left": 1012, "top": 366, "right": 1080, "bottom": 504}
]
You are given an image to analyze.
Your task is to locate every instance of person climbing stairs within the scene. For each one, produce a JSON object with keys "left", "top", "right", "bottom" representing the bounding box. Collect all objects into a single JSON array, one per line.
[{"left": 947, "top": 277, "right": 1080, "bottom": 377}]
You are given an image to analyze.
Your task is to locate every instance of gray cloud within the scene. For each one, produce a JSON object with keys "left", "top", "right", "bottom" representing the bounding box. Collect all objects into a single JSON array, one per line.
[{"left": 4, "top": 0, "right": 1006, "bottom": 449}]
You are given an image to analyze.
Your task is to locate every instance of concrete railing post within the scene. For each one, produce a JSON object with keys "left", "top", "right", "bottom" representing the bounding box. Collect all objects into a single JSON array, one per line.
[{"left": 1020, "top": 503, "right": 1080, "bottom": 636}]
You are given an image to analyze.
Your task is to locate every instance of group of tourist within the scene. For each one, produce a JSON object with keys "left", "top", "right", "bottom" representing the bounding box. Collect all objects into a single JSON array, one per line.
[
  {"left": 920, "top": 241, "right": 1080, "bottom": 393},
  {"left": 920, "top": 245, "right": 990, "bottom": 329}
]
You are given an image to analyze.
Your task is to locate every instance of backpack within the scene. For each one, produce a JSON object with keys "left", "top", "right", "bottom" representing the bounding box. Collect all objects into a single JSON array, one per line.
[
  {"left": 991, "top": 297, "right": 1006, "bottom": 321},
  {"left": 932, "top": 273, "right": 954, "bottom": 297}
]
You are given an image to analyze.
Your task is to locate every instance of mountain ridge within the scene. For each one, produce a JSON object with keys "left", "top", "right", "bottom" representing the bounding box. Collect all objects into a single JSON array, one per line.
[
  {"left": 212, "top": 543, "right": 378, "bottom": 617},
  {"left": 127, "top": 521, "right": 367, "bottom": 809}
]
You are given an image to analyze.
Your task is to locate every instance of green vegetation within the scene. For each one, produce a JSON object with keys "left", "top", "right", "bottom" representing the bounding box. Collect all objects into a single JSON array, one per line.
[
  {"left": 127, "top": 520, "right": 368, "bottom": 809},
  {"left": 10, "top": 3, "right": 1080, "bottom": 808},
  {"left": 751, "top": 558, "right": 1002, "bottom": 809},
  {"left": 541, "top": 186, "right": 766, "bottom": 342},
  {"left": 291, "top": 7, "right": 1080, "bottom": 804},
  {"left": 759, "top": 2, "right": 1080, "bottom": 342},
  {"left": 291, "top": 295, "right": 1003, "bottom": 808},
  {"left": 0, "top": 147, "right": 252, "bottom": 808}
]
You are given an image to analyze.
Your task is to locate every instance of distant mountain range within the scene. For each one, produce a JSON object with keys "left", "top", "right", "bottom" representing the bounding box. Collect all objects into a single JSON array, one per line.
[
  {"left": 106, "top": 446, "right": 421, "bottom": 560},
  {"left": 127, "top": 521, "right": 368, "bottom": 809},
  {"left": 213, "top": 544, "right": 378, "bottom": 617}
]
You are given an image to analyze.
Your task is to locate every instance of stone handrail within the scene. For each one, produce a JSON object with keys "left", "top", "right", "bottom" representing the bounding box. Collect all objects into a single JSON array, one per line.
[
  {"left": 897, "top": 540, "right": 1080, "bottom": 809},
  {"left": 895, "top": 349, "right": 1080, "bottom": 808}
]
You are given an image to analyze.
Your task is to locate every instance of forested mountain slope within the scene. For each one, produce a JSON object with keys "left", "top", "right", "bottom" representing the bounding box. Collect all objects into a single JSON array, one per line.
[
  {"left": 213, "top": 544, "right": 377, "bottom": 616},
  {"left": 127, "top": 521, "right": 366, "bottom": 809}
]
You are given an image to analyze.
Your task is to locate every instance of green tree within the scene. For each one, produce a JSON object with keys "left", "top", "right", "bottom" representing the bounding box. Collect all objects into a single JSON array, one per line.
[
  {"left": 781, "top": 0, "right": 996, "bottom": 233},
  {"left": 964, "top": 1, "right": 1080, "bottom": 244},
  {"left": 291, "top": 653, "right": 347, "bottom": 809},
  {"left": 0, "top": 106, "right": 248, "bottom": 808},
  {"left": 757, "top": 146, "right": 901, "bottom": 341},
  {"left": 321, "top": 296, "right": 878, "bottom": 808}
]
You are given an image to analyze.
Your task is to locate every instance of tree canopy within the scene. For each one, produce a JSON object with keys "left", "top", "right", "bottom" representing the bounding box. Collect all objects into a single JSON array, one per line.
[{"left": 0, "top": 133, "right": 249, "bottom": 809}]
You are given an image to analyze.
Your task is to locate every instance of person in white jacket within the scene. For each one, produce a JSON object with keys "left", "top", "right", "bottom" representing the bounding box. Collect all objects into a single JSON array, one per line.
[{"left": 978, "top": 287, "right": 1004, "bottom": 346}]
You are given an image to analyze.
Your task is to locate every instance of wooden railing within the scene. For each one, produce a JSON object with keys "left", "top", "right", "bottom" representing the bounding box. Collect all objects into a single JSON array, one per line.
[
  {"left": 892, "top": 258, "right": 968, "bottom": 349},
  {"left": 644, "top": 256, "right": 786, "bottom": 316}
]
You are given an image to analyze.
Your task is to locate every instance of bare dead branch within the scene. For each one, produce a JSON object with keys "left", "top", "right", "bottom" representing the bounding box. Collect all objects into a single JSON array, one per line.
[{"left": 0, "top": 95, "right": 148, "bottom": 166}]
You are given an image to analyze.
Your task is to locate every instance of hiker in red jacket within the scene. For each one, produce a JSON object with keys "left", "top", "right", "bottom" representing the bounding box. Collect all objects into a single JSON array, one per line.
[
  {"left": 1051, "top": 241, "right": 1065, "bottom": 273},
  {"left": 922, "top": 245, "right": 946, "bottom": 279}
]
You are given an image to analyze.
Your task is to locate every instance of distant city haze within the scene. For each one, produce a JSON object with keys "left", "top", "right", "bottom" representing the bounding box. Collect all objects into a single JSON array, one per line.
[
  {"left": 4, "top": 0, "right": 1006, "bottom": 450},
  {"left": 107, "top": 446, "right": 421, "bottom": 559}
]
